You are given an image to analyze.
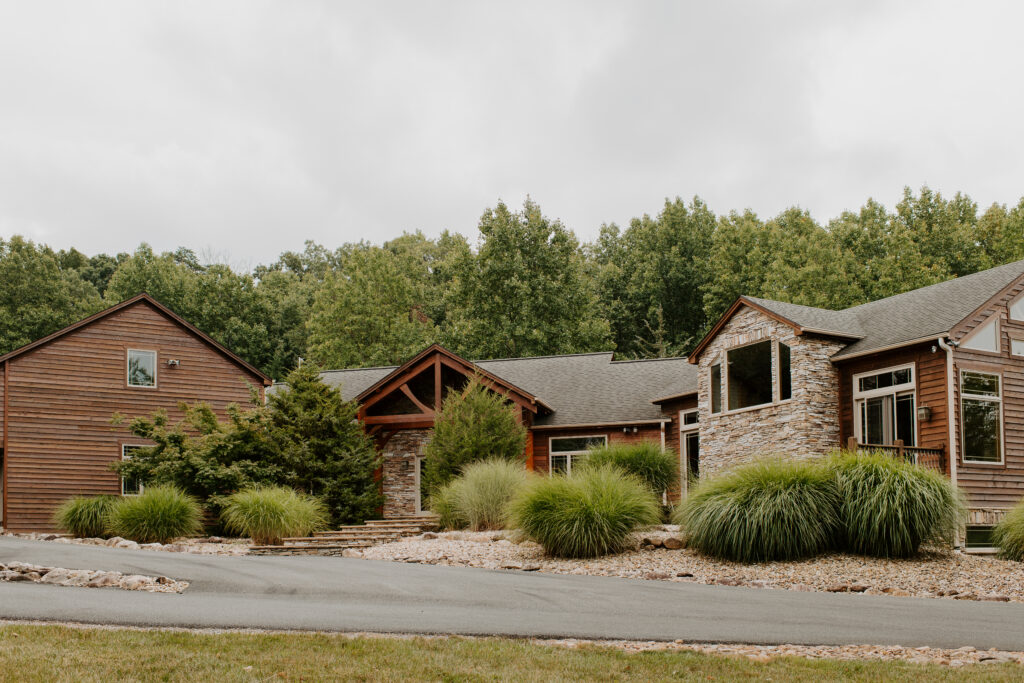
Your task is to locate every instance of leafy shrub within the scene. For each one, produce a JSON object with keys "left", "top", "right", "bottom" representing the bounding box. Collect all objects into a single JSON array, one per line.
[
  {"left": 584, "top": 442, "right": 679, "bottom": 492},
  {"left": 429, "top": 481, "right": 468, "bottom": 531},
  {"left": 106, "top": 486, "right": 204, "bottom": 544},
  {"left": 52, "top": 495, "right": 117, "bottom": 538},
  {"left": 674, "top": 458, "right": 840, "bottom": 563},
  {"left": 510, "top": 464, "right": 661, "bottom": 558},
  {"left": 993, "top": 501, "right": 1024, "bottom": 561},
  {"left": 446, "top": 459, "right": 530, "bottom": 531},
  {"left": 221, "top": 486, "right": 329, "bottom": 545},
  {"left": 829, "top": 451, "right": 965, "bottom": 558},
  {"left": 423, "top": 378, "right": 527, "bottom": 494}
]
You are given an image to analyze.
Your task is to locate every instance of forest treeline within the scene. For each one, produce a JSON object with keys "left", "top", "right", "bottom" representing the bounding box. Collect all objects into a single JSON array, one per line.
[{"left": 3, "top": 185, "right": 1024, "bottom": 380}]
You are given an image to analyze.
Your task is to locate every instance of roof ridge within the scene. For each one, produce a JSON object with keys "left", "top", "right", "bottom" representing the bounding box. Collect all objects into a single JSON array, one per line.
[
  {"left": 475, "top": 351, "right": 614, "bottom": 363},
  {"left": 610, "top": 355, "right": 689, "bottom": 364},
  {"left": 320, "top": 365, "right": 399, "bottom": 373},
  {"left": 745, "top": 296, "right": 841, "bottom": 314}
]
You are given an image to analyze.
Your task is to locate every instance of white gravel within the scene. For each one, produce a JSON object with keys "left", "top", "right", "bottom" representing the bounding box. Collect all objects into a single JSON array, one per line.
[
  {"left": 357, "top": 526, "right": 1024, "bottom": 603},
  {"left": 3, "top": 532, "right": 249, "bottom": 556},
  {"left": 0, "top": 561, "right": 187, "bottom": 593}
]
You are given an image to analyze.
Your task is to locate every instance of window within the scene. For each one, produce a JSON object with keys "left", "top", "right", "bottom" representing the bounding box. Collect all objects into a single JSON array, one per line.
[
  {"left": 680, "top": 410, "right": 699, "bottom": 487},
  {"left": 681, "top": 410, "right": 699, "bottom": 426},
  {"left": 961, "top": 370, "right": 1002, "bottom": 463},
  {"left": 778, "top": 342, "right": 792, "bottom": 400},
  {"left": 727, "top": 340, "right": 773, "bottom": 410},
  {"left": 1011, "top": 297, "right": 1024, "bottom": 321},
  {"left": 121, "top": 445, "right": 145, "bottom": 495},
  {"left": 127, "top": 349, "right": 157, "bottom": 387},
  {"left": 710, "top": 364, "right": 722, "bottom": 414},
  {"left": 853, "top": 365, "right": 916, "bottom": 446},
  {"left": 965, "top": 525, "right": 995, "bottom": 549},
  {"left": 549, "top": 435, "right": 607, "bottom": 476},
  {"left": 961, "top": 317, "right": 999, "bottom": 353},
  {"left": 1011, "top": 339, "right": 1024, "bottom": 357}
]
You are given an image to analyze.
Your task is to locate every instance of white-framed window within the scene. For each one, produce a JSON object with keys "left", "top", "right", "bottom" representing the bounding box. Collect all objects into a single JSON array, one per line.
[
  {"left": 1010, "top": 296, "right": 1024, "bottom": 322},
  {"left": 121, "top": 445, "right": 146, "bottom": 495},
  {"left": 960, "top": 316, "right": 1000, "bottom": 353},
  {"left": 853, "top": 364, "right": 916, "bottom": 446},
  {"left": 679, "top": 410, "right": 699, "bottom": 492},
  {"left": 1011, "top": 338, "right": 1024, "bottom": 357},
  {"left": 961, "top": 370, "right": 1003, "bottom": 464},
  {"left": 548, "top": 435, "right": 607, "bottom": 476},
  {"left": 127, "top": 349, "right": 157, "bottom": 387}
]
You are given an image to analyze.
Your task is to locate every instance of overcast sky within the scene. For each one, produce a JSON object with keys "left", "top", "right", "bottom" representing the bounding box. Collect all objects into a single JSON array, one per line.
[{"left": 1, "top": 1, "right": 1021, "bottom": 268}]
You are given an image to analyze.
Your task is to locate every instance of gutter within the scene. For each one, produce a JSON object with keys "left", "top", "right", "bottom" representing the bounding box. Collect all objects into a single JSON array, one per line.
[
  {"left": 937, "top": 336, "right": 960, "bottom": 545},
  {"left": 830, "top": 335, "right": 943, "bottom": 363},
  {"left": 531, "top": 418, "right": 672, "bottom": 431}
]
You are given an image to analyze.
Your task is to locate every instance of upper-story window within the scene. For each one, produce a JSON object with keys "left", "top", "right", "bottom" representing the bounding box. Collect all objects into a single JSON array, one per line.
[
  {"left": 1010, "top": 296, "right": 1024, "bottom": 321},
  {"left": 710, "top": 340, "right": 792, "bottom": 413},
  {"left": 778, "top": 342, "right": 792, "bottom": 400},
  {"left": 127, "top": 349, "right": 157, "bottom": 387},
  {"left": 710, "top": 363, "right": 722, "bottom": 414},
  {"left": 960, "top": 316, "right": 999, "bottom": 353},
  {"left": 853, "top": 364, "right": 915, "bottom": 446}
]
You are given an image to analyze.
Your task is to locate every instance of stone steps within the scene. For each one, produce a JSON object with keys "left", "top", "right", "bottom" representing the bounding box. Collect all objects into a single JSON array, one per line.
[{"left": 249, "top": 516, "right": 438, "bottom": 556}]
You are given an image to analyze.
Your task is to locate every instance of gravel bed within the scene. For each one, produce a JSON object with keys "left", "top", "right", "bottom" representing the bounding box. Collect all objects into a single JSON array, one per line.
[
  {"left": 356, "top": 526, "right": 1024, "bottom": 603},
  {"left": 3, "top": 532, "right": 250, "bottom": 556},
  {"left": 0, "top": 561, "right": 187, "bottom": 593}
]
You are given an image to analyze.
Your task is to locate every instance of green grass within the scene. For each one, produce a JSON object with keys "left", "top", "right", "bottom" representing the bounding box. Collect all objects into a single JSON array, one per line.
[
  {"left": 51, "top": 496, "right": 117, "bottom": 538},
  {"left": 0, "top": 625, "right": 1021, "bottom": 682},
  {"left": 583, "top": 442, "right": 679, "bottom": 493},
  {"left": 220, "top": 486, "right": 329, "bottom": 545},
  {"left": 105, "top": 486, "right": 204, "bottom": 544},
  {"left": 993, "top": 500, "right": 1024, "bottom": 561},
  {"left": 510, "top": 464, "right": 661, "bottom": 558},
  {"left": 674, "top": 457, "right": 840, "bottom": 563},
  {"left": 830, "top": 451, "right": 966, "bottom": 558}
]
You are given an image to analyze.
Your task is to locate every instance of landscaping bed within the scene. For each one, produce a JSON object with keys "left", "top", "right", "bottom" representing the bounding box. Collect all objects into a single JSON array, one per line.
[
  {"left": 2, "top": 532, "right": 249, "bottom": 556},
  {"left": 0, "top": 562, "right": 187, "bottom": 593},
  {"left": 355, "top": 527, "right": 1024, "bottom": 603}
]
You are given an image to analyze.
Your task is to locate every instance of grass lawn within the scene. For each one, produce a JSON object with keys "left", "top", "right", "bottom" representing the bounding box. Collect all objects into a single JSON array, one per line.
[{"left": 1, "top": 624, "right": 1022, "bottom": 682}]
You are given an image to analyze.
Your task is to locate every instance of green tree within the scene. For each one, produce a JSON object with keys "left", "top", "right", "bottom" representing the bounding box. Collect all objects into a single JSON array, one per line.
[
  {"left": 422, "top": 378, "right": 527, "bottom": 494},
  {"left": 443, "top": 199, "right": 611, "bottom": 358},
  {"left": 0, "top": 236, "right": 104, "bottom": 354},
  {"left": 701, "top": 210, "right": 772, "bottom": 323},
  {"left": 306, "top": 245, "right": 437, "bottom": 368},
  {"left": 893, "top": 186, "right": 984, "bottom": 277}
]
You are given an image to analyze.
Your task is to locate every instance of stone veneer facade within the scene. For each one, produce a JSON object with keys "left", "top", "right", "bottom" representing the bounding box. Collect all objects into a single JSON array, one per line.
[
  {"left": 697, "top": 306, "right": 847, "bottom": 476},
  {"left": 381, "top": 429, "right": 432, "bottom": 517}
]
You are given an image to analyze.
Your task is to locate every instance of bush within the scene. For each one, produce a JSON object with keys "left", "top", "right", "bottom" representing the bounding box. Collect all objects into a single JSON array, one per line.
[
  {"left": 428, "top": 481, "right": 468, "bottom": 531},
  {"left": 423, "top": 378, "right": 527, "bottom": 494},
  {"left": 510, "top": 464, "right": 661, "bottom": 558},
  {"left": 221, "top": 486, "right": 329, "bottom": 545},
  {"left": 829, "top": 451, "right": 965, "bottom": 558},
  {"left": 674, "top": 458, "right": 840, "bottom": 563},
  {"left": 993, "top": 501, "right": 1024, "bottom": 561},
  {"left": 106, "top": 486, "right": 204, "bottom": 544},
  {"left": 52, "top": 495, "right": 117, "bottom": 538},
  {"left": 445, "top": 459, "right": 530, "bottom": 531},
  {"left": 584, "top": 442, "right": 679, "bottom": 493}
]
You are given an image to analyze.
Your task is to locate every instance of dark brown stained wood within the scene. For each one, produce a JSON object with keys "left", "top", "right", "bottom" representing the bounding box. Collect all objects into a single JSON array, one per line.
[
  {"left": 531, "top": 423, "right": 669, "bottom": 491},
  {"left": 949, "top": 276, "right": 1024, "bottom": 509},
  {"left": 835, "top": 342, "right": 949, "bottom": 474},
  {"left": 2, "top": 299, "right": 267, "bottom": 532}
]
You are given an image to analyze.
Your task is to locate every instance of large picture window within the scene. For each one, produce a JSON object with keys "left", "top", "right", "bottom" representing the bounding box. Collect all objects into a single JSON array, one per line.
[
  {"left": 853, "top": 365, "right": 916, "bottom": 446},
  {"left": 961, "top": 370, "right": 1002, "bottom": 464},
  {"left": 549, "top": 435, "right": 607, "bottom": 476},
  {"left": 727, "top": 340, "right": 773, "bottom": 410},
  {"left": 127, "top": 349, "right": 157, "bottom": 387}
]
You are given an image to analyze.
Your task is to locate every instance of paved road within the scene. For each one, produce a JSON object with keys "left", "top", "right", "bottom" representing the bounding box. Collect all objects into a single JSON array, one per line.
[{"left": 2, "top": 536, "right": 1024, "bottom": 649}]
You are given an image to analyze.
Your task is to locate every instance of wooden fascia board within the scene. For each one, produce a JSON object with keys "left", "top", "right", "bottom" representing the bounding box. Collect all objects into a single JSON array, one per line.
[
  {"left": 356, "top": 354, "right": 440, "bottom": 413},
  {"left": 688, "top": 297, "right": 803, "bottom": 363},
  {"left": 355, "top": 343, "right": 452, "bottom": 403},
  {"left": 436, "top": 354, "right": 543, "bottom": 413},
  {"left": 362, "top": 414, "right": 436, "bottom": 429},
  {"left": 948, "top": 271, "right": 1024, "bottom": 343}
]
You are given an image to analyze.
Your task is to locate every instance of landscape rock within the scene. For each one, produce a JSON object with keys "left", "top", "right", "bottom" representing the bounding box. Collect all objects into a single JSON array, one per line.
[
  {"left": 662, "top": 537, "right": 683, "bottom": 550},
  {"left": 40, "top": 568, "right": 71, "bottom": 584},
  {"left": 86, "top": 573, "right": 122, "bottom": 588},
  {"left": 119, "top": 575, "right": 155, "bottom": 590},
  {"left": 420, "top": 532, "right": 439, "bottom": 540},
  {"left": 115, "top": 540, "right": 140, "bottom": 550}
]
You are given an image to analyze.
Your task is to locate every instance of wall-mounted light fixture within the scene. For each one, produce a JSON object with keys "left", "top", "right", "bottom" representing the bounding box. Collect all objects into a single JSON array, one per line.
[
  {"left": 166, "top": 359, "right": 180, "bottom": 367},
  {"left": 917, "top": 405, "right": 932, "bottom": 422}
]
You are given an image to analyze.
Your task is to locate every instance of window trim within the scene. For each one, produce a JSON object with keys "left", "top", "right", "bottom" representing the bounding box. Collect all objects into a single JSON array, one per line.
[
  {"left": 679, "top": 409, "right": 699, "bottom": 430},
  {"left": 960, "top": 369, "right": 1005, "bottom": 466},
  {"left": 959, "top": 315, "right": 1002, "bottom": 356},
  {"left": 1009, "top": 336, "right": 1024, "bottom": 358},
  {"left": 121, "top": 444, "right": 146, "bottom": 496},
  {"left": 548, "top": 434, "right": 608, "bottom": 477},
  {"left": 852, "top": 363, "right": 917, "bottom": 446},
  {"left": 1008, "top": 291, "right": 1024, "bottom": 322},
  {"left": 126, "top": 348, "right": 158, "bottom": 389},
  {"left": 679, "top": 412, "right": 699, "bottom": 497}
]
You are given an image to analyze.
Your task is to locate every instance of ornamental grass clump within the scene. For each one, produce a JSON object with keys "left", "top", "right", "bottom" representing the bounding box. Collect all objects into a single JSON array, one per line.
[
  {"left": 221, "top": 486, "right": 329, "bottom": 545},
  {"left": 829, "top": 451, "right": 965, "bottom": 558},
  {"left": 673, "top": 458, "right": 840, "bottom": 563},
  {"left": 52, "top": 495, "right": 118, "bottom": 538},
  {"left": 510, "top": 464, "right": 661, "bottom": 558},
  {"left": 584, "top": 442, "right": 679, "bottom": 493},
  {"left": 451, "top": 459, "right": 531, "bottom": 531},
  {"left": 429, "top": 481, "right": 468, "bottom": 530},
  {"left": 992, "top": 501, "right": 1024, "bottom": 561},
  {"left": 105, "top": 485, "right": 204, "bottom": 544}
]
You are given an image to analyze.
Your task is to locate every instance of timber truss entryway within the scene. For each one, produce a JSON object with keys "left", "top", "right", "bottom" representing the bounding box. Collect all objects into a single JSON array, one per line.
[{"left": 354, "top": 344, "right": 548, "bottom": 517}]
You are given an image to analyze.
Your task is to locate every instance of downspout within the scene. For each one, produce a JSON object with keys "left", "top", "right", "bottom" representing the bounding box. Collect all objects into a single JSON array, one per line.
[{"left": 937, "top": 336, "right": 960, "bottom": 547}]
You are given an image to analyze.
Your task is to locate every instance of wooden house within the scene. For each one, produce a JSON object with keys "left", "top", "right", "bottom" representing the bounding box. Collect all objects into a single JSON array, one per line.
[{"left": 0, "top": 294, "right": 272, "bottom": 532}]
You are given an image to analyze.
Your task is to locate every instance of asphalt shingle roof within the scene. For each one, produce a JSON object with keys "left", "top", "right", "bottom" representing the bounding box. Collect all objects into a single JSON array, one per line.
[
  {"left": 746, "top": 258, "right": 1024, "bottom": 360},
  {"left": 312, "top": 352, "right": 698, "bottom": 427}
]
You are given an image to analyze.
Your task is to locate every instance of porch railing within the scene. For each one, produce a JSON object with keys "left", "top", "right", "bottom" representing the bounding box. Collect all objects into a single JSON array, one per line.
[{"left": 845, "top": 437, "right": 946, "bottom": 473}]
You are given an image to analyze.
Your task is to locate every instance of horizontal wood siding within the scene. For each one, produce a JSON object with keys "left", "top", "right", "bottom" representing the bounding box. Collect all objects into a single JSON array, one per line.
[
  {"left": 531, "top": 425, "right": 665, "bottom": 475},
  {"left": 3, "top": 301, "right": 265, "bottom": 532},
  {"left": 835, "top": 342, "right": 949, "bottom": 473},
  {"left": 951, "top": 276, "right": 1024, "bottom": 510}
]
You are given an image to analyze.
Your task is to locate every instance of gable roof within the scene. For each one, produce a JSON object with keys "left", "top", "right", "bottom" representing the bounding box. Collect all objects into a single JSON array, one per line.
[
  {"left": 0, "top": 293, "right": 273, "bottom": 385},
  {"left": 318, "top": 348, "right": 697, "bottom": 428},
  {"left": 690, "top": 258, "right": 1024, "bottom": 363}
]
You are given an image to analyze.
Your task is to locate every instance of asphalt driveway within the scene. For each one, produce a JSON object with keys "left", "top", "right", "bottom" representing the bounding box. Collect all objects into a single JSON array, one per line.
[{"left": 2, "top": 536, "right": 1024, "bottom": 649}]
